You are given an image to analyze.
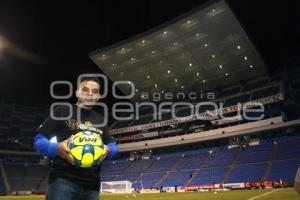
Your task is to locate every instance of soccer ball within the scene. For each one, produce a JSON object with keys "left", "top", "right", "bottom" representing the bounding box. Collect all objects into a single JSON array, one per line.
[{"left": 68, "top": 131, "right": 105, "bottom": 168}]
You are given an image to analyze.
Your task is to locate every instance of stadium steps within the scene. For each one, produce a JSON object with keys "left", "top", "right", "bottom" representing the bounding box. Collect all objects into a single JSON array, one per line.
[
  {"left": 261, "top": 143, "right": 278, "bottom": 181},
  {"left": 184, "top": 152, "right": 211, "bottom": 187},
  {"left": 169, "top": 155, "right": 185, "bottom": 172},
  {"left": 0, "top": 160, "right": 9, "bottom": 194},
  {"left": 152, "top": 171, "right": 169, "bottom": 189},
  {"left": 133, "top": 159, "right": 158, "bottom": 184},
  {"left": 141, "top": 159, "right": 159, "bottom": 174},
  {"left": 151, "top": 156, "right": 186, "bottom": 188},
  {"left": 36, "top": 167, "right": 49, "bottom": 191},
  {"left": 133, "top": 175, "right": 142, "bottom": 188},
  {"left": 220, "top": 148, "right": 242, "bottom": 184}
]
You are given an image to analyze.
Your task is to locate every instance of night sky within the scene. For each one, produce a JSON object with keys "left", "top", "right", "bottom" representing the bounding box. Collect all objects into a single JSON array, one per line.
[{"left": 0, "top": 0, "right": 299, "bottom": 106}]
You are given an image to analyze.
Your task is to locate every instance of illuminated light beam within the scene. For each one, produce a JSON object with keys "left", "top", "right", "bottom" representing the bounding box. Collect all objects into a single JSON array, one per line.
[{"left": 0, "top": 35, "right": 46, "bottom": 65}]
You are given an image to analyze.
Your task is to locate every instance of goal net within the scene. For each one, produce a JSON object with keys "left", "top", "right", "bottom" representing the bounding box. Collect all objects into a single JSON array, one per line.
[{"left": 100, "top": 181, "right": 133, "bottom": 193}]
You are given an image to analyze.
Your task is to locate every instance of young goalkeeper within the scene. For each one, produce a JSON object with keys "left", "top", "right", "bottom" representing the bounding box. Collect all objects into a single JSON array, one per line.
[{"left": 34, "top": 76, "right": 118, "bottom": 200}]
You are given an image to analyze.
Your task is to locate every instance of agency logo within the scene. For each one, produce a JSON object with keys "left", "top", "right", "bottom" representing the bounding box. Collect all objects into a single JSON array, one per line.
[{"left": 50, "top": 73, "right": 265, "bottom": 129}]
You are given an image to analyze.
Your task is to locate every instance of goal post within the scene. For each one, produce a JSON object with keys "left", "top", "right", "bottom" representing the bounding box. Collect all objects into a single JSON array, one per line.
[{"left": 100, "top": 181, "right": 133, "bottom": 193}]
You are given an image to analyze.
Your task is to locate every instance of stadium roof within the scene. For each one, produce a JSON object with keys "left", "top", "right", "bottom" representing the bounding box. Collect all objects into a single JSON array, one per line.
[{"left": 90, "top": 0, "right": 267, "bottom": 102}]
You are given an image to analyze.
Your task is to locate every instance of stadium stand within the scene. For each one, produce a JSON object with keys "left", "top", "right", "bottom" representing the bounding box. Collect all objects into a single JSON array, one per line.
[
  {"left": 226, "top": 162, "right": 267, "bottom": 183},
  {"left": 174, "top": 151, "right": 207, "bottom": 170},
  {"left": 190, "top": 166, "right": 228, "bottom": 185},
  {"left": 0, "top": 101, "right": 48, "bottom": 151},
  {"left": 96, "top": 134, "right": 300, "bottom": 189},
  {"left": 0, "top": 121, "right": 299, "bottom": 192},
  {"left": 3, "top": 163, "right": 49, "bottom": 192},
  {"left": 206, "top": 148, "right": 239, "bottom": 167},
  {"left": 238, "top": 143, "right": 273, "bottom": 164},
  {"left": 268, "top": 159, "right": 300, "bottom": 183},
  {"left": 111, "top": 79, "right": 283, "bottom": 144},
  {"left": 158, "top": 169, "right": 195, "bottom": 188},
  {"left": 276, "top": 138, "right": 300, "bottom": 160}
]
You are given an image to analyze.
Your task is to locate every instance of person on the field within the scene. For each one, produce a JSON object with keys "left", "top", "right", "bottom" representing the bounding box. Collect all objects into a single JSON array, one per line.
[{"left": 34, "top": 77, "right": 118, "bottom": 200}]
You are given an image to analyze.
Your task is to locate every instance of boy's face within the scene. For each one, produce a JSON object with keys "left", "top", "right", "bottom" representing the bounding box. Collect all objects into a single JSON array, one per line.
[{"left": 76, "top": 80, "right": 100, "bottom": 106}]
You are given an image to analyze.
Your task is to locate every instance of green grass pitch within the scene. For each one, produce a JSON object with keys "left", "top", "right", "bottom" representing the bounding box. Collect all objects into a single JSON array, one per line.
[{"left": 0, "top": 188, "right": 298, "bottom": 200}]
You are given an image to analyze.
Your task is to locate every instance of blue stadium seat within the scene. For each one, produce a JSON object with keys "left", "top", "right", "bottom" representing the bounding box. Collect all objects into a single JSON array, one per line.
[
  {"left": 268, "top": 159, "right": 300, "bottom": 183},
  {"left": 238, "top": 143, "right": 272, "bottom": 164},
  {"left": 158, "top": 170, "right": 195, "bottom": 187},
  {"left": 226, "top": 163, "right": 267, "bottom": 183},
  {"left": 190, "top": 166, "right": 228, "bottom": 185},
  {"left": 276, "top": 138, "right": 300, "bottom": 160},
  {"left": 206, "top": 149, "right": 238, "bottom": 167},
  {"left": 140, "top": 172, "right": 165, "bottom": 188}
]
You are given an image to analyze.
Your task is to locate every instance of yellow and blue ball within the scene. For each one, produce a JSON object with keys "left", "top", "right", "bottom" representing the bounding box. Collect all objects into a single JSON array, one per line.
[{"left": 68, "top": 131, "right": 104, "bottom": 168}]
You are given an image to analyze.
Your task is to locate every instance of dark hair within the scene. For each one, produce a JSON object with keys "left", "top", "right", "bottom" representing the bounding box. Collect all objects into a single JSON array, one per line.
[{"left": 80, "top": 77, "right": 100, "bottom": 85}]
